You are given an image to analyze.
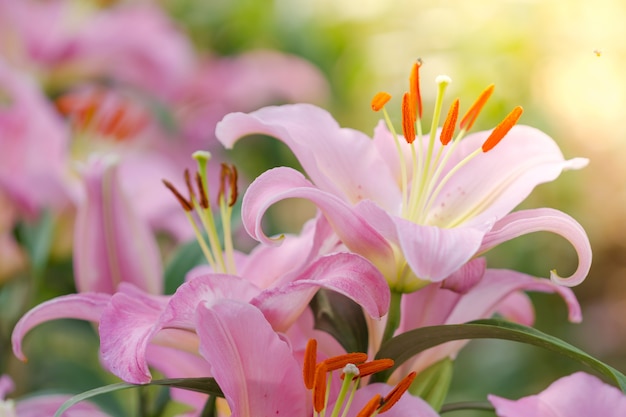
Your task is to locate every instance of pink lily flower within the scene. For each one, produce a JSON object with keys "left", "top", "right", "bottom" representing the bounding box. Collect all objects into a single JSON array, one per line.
[
  {"left": 194, "top": 298, "right": 440, "bottom": 416},
  {"left": 73, "top": 155, "right": 163, "bottom": 294},
  {"left": 215, "top": 65, "right": 591, "bottom": 292},
  {"left": 488, "top": 372, "right": 626, "bottom": 416}
]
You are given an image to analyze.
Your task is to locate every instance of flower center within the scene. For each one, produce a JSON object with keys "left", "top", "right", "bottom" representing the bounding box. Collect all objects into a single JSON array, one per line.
[
  {"left": 162, "top": 151, "right": 239, "bottom": 274},
  {"left": 372, "top": 60, "right": 523, "bottom": 229},
  {"left": 56, "top": 87, "right": 148, "bottom": 143},
  {"left": 303, "top": 339, "right": 416, "bottom": 417}
]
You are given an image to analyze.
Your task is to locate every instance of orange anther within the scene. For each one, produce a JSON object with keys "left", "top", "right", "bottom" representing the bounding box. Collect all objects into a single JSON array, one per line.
[
  {"left": 184, "top": 169, "right": 196, "bottom": 205},
  {"left": 341, "top": 359, "right": 395, "bottom": 380},
  {"left": 356, "top": 394, "right": 382, "bottom": 417},
  {"left": 440, "top": 98, "right": 459, "bottom": 145},
  {"left": 219, "top": 164, "right": 239, "bottom": 207},
  {"left": 195, "top": 172, "right": 209, "bottom": 209},
  {"left": 162, "top": 180, "right": 193, "bottom": 212},
  {"left": 401, "top": 92, "right": 416, "bottom": 144},
  {"left": 379, "top": 371, "right": 417, "bottom": 413},
  {"left": 313, "top": 363, "right": 328, "bottom": 413},
  {"left": 321, "top": 352, "right": 368, "bottom": 372},
  {"left": 410, "top": 59, "right": 423, "bottom": 120},
  {"left": 460, "top": 84, "right": 495, "bottom": 131},
  {"left": 371, "top": 92, "right": 392, "bottom": 112},
  {"left": 481, "top": 106, "right": 523, "bottom": 152},
  {"left": 303, "top": 339, "right": 317, "bottom": 390}
]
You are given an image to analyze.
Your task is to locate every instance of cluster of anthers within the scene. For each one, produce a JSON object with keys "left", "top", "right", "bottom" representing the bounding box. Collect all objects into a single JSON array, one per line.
[
  {"left": 370, "top": 59, "right": 523, "bottom": 229},
  {"left": 56, "top": 87, "right": 148, "bottom": 142},
  {"left": 303, "top": 339, "right": 416, "bottom": 417},
  {"left": 162, "top": 151, "right": 239, "bottom": 275}
]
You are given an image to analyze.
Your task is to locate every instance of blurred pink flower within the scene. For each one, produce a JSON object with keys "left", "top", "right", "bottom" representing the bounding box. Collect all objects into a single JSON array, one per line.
[
  {"left": 0, "top": 58, "right": 70, "bottom": 216},
  {"left": 0, "top": 0, "right": 195, "bottom": 99},
  {"left": 73, "top": 156, "right": 163, "bottom": 294},
  {"left": 0, "top": 374, "right": 112, "bottom": 417},
  {"left": 216, "top": 102, "right": 591, "bottom": 291},
  {"left": 177, "top": 50, "right": 329, "bottom": 150},
  {"left": 488, "top": 372, "right": 626, "bottom": 416}
]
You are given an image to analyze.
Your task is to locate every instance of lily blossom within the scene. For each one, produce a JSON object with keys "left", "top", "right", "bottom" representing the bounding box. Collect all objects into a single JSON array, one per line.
[
  {"left": 215, "top": 63, "right": 591, "bottom": 292},
  {"left": 73, "top": 155, "right": 163, "bottom": 294},
  {"left": 195, "top": 298, "right": 439, "bottom": 416},
  {"left": 488, "top": 372, "right": 626, "bottom": 416}
]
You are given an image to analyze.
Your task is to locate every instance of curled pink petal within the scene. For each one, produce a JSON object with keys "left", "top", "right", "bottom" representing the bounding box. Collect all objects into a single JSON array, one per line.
[
  {"left": 12, "top": 293, "right": 110, "bottom": 361},
  {"left": 243, "top": 167, "right": 397, "bottom": 279},
  {"left": 99, "top": 284, "right": 169, "bottom": 383},
  {"left": 480, "top": 208, "right": 592, "bottom": 286},
  {"left": 216, "top": 104, "right": 400, "bottom": 210}
]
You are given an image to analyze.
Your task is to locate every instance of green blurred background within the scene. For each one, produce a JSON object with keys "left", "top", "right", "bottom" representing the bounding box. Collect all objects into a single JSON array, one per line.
[{"left": 4, "top": 0, "right": 626, "bottom": 415}]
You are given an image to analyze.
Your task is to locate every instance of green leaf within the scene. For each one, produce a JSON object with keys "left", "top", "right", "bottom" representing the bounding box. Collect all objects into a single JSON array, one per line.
[
  {"left": 163, "top": 238, "right": 207, "bottom": 294},
  {"left": 54, "top": 377, "right": 223, "bottom": 417},
  {"left": 310, "top": 289, "right": 369, "bottom": 353},
  {"left": 371, "top": 318, "right": 626, "bottom": 393},
  {"left": 14, "top": 209, "right": 54, "bottom": 279},
  {"left": 409, "top": 357, "right": 454, "bottom": 411}
]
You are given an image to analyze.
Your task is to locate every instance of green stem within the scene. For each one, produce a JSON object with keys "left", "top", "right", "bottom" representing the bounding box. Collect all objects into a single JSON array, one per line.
[
  {"left": 200, "top": 395, "right": 217, "bottom": 417},
  {"left": 381, "top": 291, "right": 403, "bottom": 345}
]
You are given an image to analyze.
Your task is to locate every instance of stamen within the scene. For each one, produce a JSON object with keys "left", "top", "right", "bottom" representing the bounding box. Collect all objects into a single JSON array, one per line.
[
  {"left": 460, "top": 84, "right": 495, "bottom": 131},
  {"left": 356, "top": 394, "right": 382, "bottom": 417},
  {"left": 56, "top": 89, "right": 146, "bottom": 140},
  {"left": 313, "top": 363, "right": 328, "bottom": 413},
  {"left": 481, "top": 106, "right": 523, "bottom": 152},
  {"left": 162, "top": 180, "right": 193, "bottom": 211},
  {"left": 341, "top": 359, "right": 394, "bottom": 380},
  {"left": 409, "top": 59, "right": 423, "bottom": 120},
  {"left": 371, "top": 92, "right": 392, "bottom": 112},
  {"left": 440, "top": 98, "right": 459, "bottom": 146},
  {"left": 401, "top": 92, "right": 416, "bottom": 144},
  {"left": 195, "top": 172, "right": 209, "bottom": 209},
  {"left": 321, "top": 353, "right": 368, "bottom": 372},
  {"left": 378, "top": 371, "right": 417, "bottom": 413},
  {"left": 303, "top": 339, "right": 317, "bottom": 390},
  {"left": 184, "top": 169, "right": 197, "bottom": 205},
  {"left": 219, "top": 164, "right": 239, "bottom": 207}
]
